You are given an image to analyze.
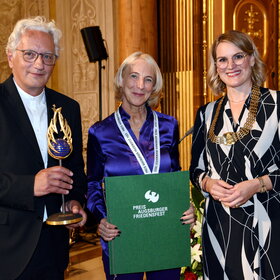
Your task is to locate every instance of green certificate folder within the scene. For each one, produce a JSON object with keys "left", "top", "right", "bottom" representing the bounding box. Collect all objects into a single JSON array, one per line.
[{"left": 105, "top": 171, "right": 190, "bottom": 275}]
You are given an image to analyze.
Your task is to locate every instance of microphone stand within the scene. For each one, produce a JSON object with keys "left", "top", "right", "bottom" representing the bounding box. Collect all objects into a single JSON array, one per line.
[{"left": 179, "top": 126, "right": 194, "bottom": 144}]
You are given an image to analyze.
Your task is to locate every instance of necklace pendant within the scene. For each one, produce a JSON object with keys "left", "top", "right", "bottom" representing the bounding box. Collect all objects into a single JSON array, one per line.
[
  {"left": 208, "top": 85, "right": 260, "bottom": 145},
  {"left": 223, "top": 132, "right": 237, "bottom": 145}
]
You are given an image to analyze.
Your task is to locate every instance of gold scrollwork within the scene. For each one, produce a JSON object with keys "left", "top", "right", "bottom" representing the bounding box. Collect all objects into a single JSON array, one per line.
[
  {"left": 243, "top": 5, "right": 263, "bottom": 40},
  {"left": 233, "top": 1, "right": 267, "bottom": 59}
]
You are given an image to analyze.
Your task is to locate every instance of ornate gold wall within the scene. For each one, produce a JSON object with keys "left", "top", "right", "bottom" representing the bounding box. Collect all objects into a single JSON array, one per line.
[
  {"left": 0, "top": 0, "right": 115, "bottom": 160},
  {"left": 51, "top": 0, "right": 115, "bottom": 155},
  {"left": 115, "top": 0, "right": 158, "bottom": 65},
  {"left": 159, "top": 0, "right": 196, "bottom": 171},
  {"left": 158, "top": 0, "right": 279, "bottom": 170},
  {"left": 0, "top": 0, "right": 158, "bottom": 160},
  {"left": 0, "top": 0, "right": 279, "bottom": 172}
]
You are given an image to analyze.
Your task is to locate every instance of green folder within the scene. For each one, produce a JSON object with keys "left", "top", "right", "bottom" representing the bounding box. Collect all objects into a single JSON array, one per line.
[{"left": 105, "top": 171, "right": 190, "bottom": 275}]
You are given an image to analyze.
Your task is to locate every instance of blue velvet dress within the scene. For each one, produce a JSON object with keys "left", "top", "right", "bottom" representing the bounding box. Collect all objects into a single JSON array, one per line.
[{"left": 87, "top": 105, "right": 181, "bottom": 279}]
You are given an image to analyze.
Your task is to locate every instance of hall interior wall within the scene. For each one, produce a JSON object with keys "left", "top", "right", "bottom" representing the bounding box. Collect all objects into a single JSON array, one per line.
[{"left": 0, "top": 0, "right": 277, "bottom": 170}]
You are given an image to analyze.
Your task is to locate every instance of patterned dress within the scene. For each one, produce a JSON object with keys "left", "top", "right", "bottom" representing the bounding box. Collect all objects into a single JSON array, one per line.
[{"left": 190, "top": 87, "right": 280, "bottom": 279}]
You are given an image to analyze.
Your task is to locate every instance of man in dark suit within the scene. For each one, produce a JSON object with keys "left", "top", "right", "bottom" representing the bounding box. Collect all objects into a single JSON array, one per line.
[{"left": 0, "top": 16, "right": 87, "bottom": 280}]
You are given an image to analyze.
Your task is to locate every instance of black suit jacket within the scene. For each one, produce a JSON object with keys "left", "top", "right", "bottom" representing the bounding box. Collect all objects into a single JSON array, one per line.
[{"left": 0, "top": 75, "right": 87, "bottom": 280}]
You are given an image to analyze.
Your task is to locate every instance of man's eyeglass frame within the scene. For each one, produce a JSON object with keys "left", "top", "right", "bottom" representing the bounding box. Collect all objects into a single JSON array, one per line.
[{"left": 16, "top": 49, "right": 58, "bottom": 66}]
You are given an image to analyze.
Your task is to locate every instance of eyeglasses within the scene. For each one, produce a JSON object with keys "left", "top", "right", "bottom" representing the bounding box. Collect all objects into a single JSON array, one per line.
[
  {"left": 215, "top": 53, "right": 248, "bottom": 69},
  {"left": 16, "top": 49, "right": 57, "bottom": 66}
]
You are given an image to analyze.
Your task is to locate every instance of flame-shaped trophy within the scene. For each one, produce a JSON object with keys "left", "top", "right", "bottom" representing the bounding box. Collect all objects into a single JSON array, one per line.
[{"left": 46, "top": 105, "right": 83, "bottom": 225}]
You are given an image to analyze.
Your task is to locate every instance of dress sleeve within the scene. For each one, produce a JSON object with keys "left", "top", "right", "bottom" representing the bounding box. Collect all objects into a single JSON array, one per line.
[
  {"left": 259, "top": 91, "right": 280, "bottom": 192},
  {"left": 266, "top": 109, "right": 280, "bottom": 191},
  {"left": 190, "top": 106, "right": 208, "bottom": 189},
  {"left": 170, "top": 118, "right": 181, "bottom": 172},
  {"left": 86, "top": 126, "right": 107, "bottom": 222}
]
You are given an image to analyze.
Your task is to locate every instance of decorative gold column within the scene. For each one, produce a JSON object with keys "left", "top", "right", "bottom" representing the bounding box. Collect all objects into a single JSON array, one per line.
[
  {"left": 203, "top": 0, "right": 226, "bottom": 103},
  {"left": 159, "top": 0, "right": 194, "bottom": 171},
  {"left": 115, "top": 0, "right": 158, "bottom": 66}
]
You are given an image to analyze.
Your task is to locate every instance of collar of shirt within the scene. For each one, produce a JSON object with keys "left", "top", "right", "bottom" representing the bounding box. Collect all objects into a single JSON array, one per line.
[
  {"left": 119, "top": 104, "right": 154, "bottom": 121},
  {"left": 14, "top": 79, "right": 48, "bottom": 168}
]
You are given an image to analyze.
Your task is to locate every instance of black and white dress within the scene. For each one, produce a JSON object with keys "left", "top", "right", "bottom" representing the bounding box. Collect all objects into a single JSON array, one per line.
[{"left": 190, "top": 87, "right": 280, "bottom": 279}]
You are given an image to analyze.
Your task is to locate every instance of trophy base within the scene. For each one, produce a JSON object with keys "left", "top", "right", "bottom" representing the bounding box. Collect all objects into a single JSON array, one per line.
[{"left": 46, "top": 212, "right": 83, "bottom": 226}]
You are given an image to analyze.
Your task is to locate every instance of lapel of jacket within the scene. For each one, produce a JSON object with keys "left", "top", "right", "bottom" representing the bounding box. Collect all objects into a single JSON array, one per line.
[
  {"left": 45, "top": 87, "right": 54, "bottom": 126},
  {"left": 4, "top": 76, "right": 44, "bottom": 165}
]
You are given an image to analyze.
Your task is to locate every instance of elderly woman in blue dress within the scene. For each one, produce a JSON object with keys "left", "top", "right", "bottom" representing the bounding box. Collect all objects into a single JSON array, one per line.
[{"left": 87, "top": 51, "right": 195, "bottom": 280}]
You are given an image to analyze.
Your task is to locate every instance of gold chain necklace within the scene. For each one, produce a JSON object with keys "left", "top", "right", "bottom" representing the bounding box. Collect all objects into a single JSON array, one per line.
[{"left": 208, "top": 84, "right": 260, "bottom": 145}]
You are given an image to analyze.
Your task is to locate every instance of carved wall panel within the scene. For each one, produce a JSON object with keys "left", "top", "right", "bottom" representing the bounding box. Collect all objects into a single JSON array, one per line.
[
  {"left": 225, "top": 0, "right": 278, "bottom": 89},
  {"left": 54, "top": 0, "right": 115, "bottom": 155},
  {"left": 71, "top": 0, "right": 97, "bottom": 94},
  {"left": 233, "top": 1, "right": 278, "bottom": 89},
  {"left": 234, "top": 1, "right": 267, "bottom": 58},
  {"left": 0, "top": 0, "right": 49, "bottom": 83}
]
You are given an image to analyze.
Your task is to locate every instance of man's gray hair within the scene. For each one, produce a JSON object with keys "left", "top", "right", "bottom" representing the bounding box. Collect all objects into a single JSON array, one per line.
[{"left": 6, "top": 16, "right": 62, "bottom": 56}]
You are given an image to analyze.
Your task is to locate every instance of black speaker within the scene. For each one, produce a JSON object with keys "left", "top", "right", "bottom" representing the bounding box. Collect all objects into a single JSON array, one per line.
[{"left": 81, "top": 26, "right": 108, "bottom": 62}]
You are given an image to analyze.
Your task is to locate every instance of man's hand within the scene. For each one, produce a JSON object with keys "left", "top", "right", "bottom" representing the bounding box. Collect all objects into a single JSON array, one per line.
[
  {"left": 65, "top": 200, "right": 87, "bottom": 229},
  {"left": 34, "top": 166, "right": 73, "bottom": 196}
]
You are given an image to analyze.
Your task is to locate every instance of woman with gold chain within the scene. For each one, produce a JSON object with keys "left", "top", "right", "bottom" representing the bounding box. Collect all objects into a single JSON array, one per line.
[{"left": 190, "top": 30, "right": 280, "bottom": 279}]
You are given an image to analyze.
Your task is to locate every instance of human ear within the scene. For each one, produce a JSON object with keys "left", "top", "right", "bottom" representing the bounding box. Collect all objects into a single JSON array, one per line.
[
  {"left": 250, "top": 55, "right": 255, "bottom": 67},
  {"left": 7, "top": 51, "right": 14, "bottom": 68}
]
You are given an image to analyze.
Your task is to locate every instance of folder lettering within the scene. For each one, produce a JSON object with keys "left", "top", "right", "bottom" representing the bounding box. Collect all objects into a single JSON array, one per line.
[{"left": 105, "top": 171, "right": 190, "bottom": 274}]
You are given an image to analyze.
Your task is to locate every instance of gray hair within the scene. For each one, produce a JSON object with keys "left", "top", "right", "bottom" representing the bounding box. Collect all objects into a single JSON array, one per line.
[
  {"left": 114, "top": 51, "right": 163, "bottom": 108},
  {"left": 6, "top": 16, "right": 62, "bottom": 56}
]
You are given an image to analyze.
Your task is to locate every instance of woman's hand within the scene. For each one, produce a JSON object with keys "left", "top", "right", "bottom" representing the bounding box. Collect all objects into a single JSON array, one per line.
[
  {"left": 220, "top": 178, "right": 267, "bottom": 208},
  {"left": 202, "top": 177, "right": 234, "bottom": 201},
  {"left": 180, "top": 204, "right": 196, "bottom": 228},
  {"left": 98, "top": 218, "right": 120, "bottom": 241}
]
